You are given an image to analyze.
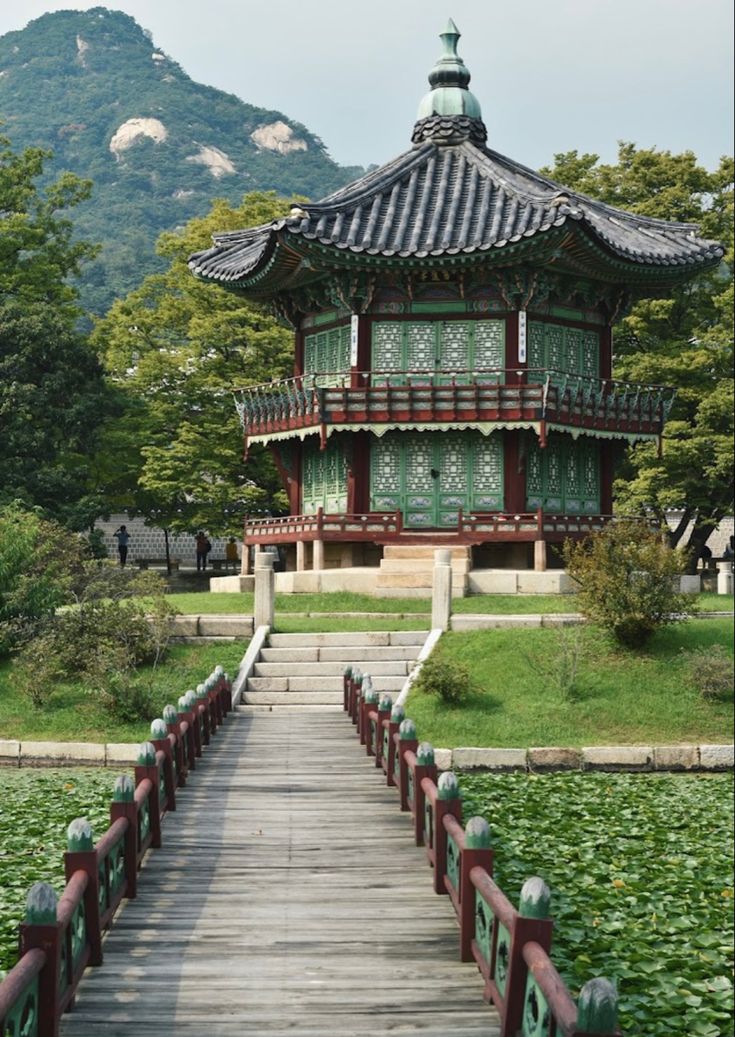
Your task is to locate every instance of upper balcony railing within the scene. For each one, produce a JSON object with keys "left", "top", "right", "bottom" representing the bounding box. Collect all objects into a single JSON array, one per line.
[{"left": 233, "top": 369, "right": 675, "bottom": 440}]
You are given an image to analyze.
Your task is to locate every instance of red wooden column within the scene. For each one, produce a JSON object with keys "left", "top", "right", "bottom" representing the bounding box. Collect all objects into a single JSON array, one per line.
[
  {"left": 504, "top": 433, "right": 526, "bottom": 513},
  {"left": 293, "top": 328, "right": 304, "bottom": 376},
  {"left": 348, "top": 431, "right": 371, "bottom": 513},
  {"left": 600, "top": 325, "right": 613, "bottom": 380}
]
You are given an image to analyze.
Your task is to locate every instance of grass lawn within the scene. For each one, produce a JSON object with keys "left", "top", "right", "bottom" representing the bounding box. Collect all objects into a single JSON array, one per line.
[
  {"left": 406, "top": 618, "right": 734, "bottom": 747},
  {"left": 0, "top": 641, "right": 248, "bottom": 743},
  {"left": 164, "top": 589, "right": 732, "bottom": 616}
]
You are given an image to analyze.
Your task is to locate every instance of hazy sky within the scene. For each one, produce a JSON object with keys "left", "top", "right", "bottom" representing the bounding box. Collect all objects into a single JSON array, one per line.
[{"left": 1, "top": 0, "right": 733, "bottom": 171}]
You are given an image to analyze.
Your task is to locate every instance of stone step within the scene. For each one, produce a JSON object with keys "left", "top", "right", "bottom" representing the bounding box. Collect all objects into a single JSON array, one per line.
[
  {"left": 376, "top": 571, "right": 470, "bottom": 590},
  {"left": 379, "top": 558, "right": 471, "bottom": 573},
  {"left": 259, "top": 645, "right": 422, "bottom": 663},
  {"left": 382, "top": 544, "right": 472, "bottom": 560},
  {"left": 246, "top": 675, "right": 405, "bottom": 694},
  {"left": 266, "top": 631, "right": 426, "bottom": 648},
  {"left": 243, "top": 691, "right": 344, "bottom": 706},
  {"left": 253, "top": 660, "right": 410, "bottom": 677}
]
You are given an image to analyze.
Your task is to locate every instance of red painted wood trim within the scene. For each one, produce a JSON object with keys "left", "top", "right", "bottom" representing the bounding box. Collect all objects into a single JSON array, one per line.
[
  {"left": 293, "top": 329, "right": 304, "bottom": 377},
  {"left": 504, "top": 432, "right": 526, "bottom": 513},
  {"left": 505, "top": 310, "right": 520, "bottom": 375}
]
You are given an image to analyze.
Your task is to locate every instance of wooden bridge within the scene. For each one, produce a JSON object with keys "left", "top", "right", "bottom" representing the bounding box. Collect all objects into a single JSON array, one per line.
[{"left": 1, "top": 651, "right": 620, "bottom": 1037}]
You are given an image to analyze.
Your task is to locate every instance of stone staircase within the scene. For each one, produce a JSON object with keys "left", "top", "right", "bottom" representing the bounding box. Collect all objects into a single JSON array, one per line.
[
  {"left": 376, "top": 544, "right": 472, "bottom": 595},
  {"left": 241, "top": 630, "right": 427, "bottom": 706}
]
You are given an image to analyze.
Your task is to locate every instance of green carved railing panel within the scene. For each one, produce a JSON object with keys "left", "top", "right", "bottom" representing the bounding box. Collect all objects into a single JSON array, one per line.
[
  {"left": 370, "top": 430, "right": 504, "bottom": 526},
  {"left": 522, "top": 971, "right": 553, "bottom": 1037},
  {"left": 423, "top": 798, "right": 434, "bottom": 848},
  {"left": 70, "top": 898, "right": 87, "bottom": 971},
  {"left": 138, "top": 796, "right": 151, "bottom": 844},
  {"left": 302, "top": 437, "right": 348, "bottom": 514},
  {"left": 407, "top": 767, "right": 415, "bottom": 809},
  {"left": 109, "top": 836, "right": 126, "bottom": 897},
  {"left": 494, "top": 920, "right": 512, "bottom": 998},
  {"left": 446, "top": 833, "right": 460, "bottom": 894},
  {"left": 382, "top": 727, "right": 390, "bottom": 761},
  {"left": 158, "top": 759, "right": 167, "bottom": 808},
  {"left": 474, "top": 889, "right": 493, "bottom": 970},
  {"left": 3, "top": 974, "right": 40, "bottom": 1037},
  {"left": 98, "top": 856, "right": 108, "bottom": 912},
  {"left": 526, "top": 435, "right": 600, "bottom": 514}
]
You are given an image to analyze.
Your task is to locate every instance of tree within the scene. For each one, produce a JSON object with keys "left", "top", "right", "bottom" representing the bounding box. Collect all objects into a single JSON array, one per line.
[
  {"left": 542, "top": 145, "right": 734, "bottom": 566},
  {"left": 92, "top": 191, "right": 294, "bottom": 535},
  {"left": 0, "top": 134, "right": 112, "bottom": 527}
]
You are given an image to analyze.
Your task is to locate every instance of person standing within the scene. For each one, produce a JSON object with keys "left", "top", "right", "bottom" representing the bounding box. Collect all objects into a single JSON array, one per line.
[
  {"left": 195, "top": 531, "right": 211, "bottom": 571},
  {"left": 113, "top": 524, "right": 130, "bottom": 567},
  {"left": 225, "top": 537, "right": 239, "bottom": 572}
]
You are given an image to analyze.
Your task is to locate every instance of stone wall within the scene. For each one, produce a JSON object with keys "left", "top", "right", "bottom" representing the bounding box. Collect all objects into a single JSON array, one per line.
[
  {"left": 665, "top": 512, "right": 734, "bottom": 557},
  {"left": 95, "top": 513, "right": 238, "bottom": 567}
]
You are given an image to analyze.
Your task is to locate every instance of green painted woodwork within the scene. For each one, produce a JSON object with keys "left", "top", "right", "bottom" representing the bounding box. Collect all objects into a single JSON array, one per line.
[
  {"left": 519, "top": 877, "right": 551, "bottom": 919},
  {"left": 416, "top": 19, "right": 483, "bottom": 120},
  {"left": 474, "top": 890, "right": 493, "bottom": 969},
  {"left": 138, "top": 797, "right": 151, "bottom": 843},
  {"left": 391, "top": 704, "right": 405, "bottom": 724},
  {"left": 399, "top": 718, "right": 417, "bottom": 739},
  {"left": 137, "top": 742, "right": 156, "bottom": 766},
  {"left": 424, "top": 798, "right": 434, "bottom": 847},
  {"left": 393, "top": 741, "right": 401, "bottom": 783},
  {"left": 521, "top": 972, "right": 552, "bottom": 1037},
  {"left": 577, "top": 978, "right": 619, "bottom": 1033},
  {"left": 494, "top": 920, "right": 511, "bottom": 997},
  {"left": 465, "top": 816, "right": 492, "bottom": 849},
  {"left": 528, "top": 319, "right": 599, "bottom": 379},
  {"left": 303, "top": 324, "right": 350, "bottom": 385},
  {"left": 25, "top": 883, "right": 56, "bottom": 925},
  {"left": 302, "top": 308, "right": 349, "bottom": 329},
  {"left": 2, "top": 972, "right": 39, "bottom": 1036},
  {"left": 67, "top": 818, "right": 94, "bottom": 852},
  {"left": 371, "top": 430, "right": 503, "bottom": 527},
  {"left": 446, "top": 833, "right": 460, "bottom": 892},
  {"left": 158, "top": 759, "right": 167, "bottom": 807},
  {"left": 438, "top": 771, "right": 460, "bottom": 800},
  {"left": 301, "top": 436, "right": 348, "bottom": 514},
  {"left": 407, "top": 767, "right": 415, "bottom": 807},
  {"left": 382, "top": 726, "right": 390, "bottom": 760},
  {"left": 113, "top": 775, "right": 134, "bottom": 803},
  {"left": 411, "top": 301, "right": 468, "bottom": 313},
  {"left": 526, "top": 434, "right": 600, "bottom": 514},
  {"left": 416, "top": 742, "right": 435, "bottom": 766},
  {"left": 379, "top": 694, "right": 393, "bottom": 711},
  {"left": 372, "top": 319, "right": 505, "bottom": 383},
  {"left": 162, "top": 704, "right": 177, "bottom": 724}
]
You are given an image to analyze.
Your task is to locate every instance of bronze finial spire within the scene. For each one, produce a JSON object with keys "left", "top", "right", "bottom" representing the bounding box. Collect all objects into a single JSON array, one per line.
[{"left": 413, "top": 20, "right": 486, "bottom": 145}]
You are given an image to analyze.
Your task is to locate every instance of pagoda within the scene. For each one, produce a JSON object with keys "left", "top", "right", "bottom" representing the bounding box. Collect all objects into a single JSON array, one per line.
[{"left": 190, "top": 22, "right": 722, "bottom": 580}]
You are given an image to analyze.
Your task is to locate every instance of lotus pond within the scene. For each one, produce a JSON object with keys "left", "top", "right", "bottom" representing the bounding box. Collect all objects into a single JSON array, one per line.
[
  {"left": 0, "top": 768, "right": 125, "bottom": 973},
  {"left": 460, "top": 770, "right": 734, "bottom": 1037}
]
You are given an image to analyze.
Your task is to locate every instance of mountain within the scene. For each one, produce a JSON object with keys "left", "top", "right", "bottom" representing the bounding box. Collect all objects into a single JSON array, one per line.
[{"left": 0, "top": 8, "right": 363, "bottom": 315}]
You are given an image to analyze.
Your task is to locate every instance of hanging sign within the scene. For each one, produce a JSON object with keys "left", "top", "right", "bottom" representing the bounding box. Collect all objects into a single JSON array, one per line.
[
  {"left": 350, "top": 313, "right": 360, "bottom": 366},
  {"left": 518, "top": 310, "right": 527, "bottom": 363}
]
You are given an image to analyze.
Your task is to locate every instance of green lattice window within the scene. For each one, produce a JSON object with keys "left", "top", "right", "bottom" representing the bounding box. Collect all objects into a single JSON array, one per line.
[
  {"left": 372, "top": 320, "right": 505, "bottom": 385},
  {"left": 304, "top": 325, "right": 351, "bottom": 385},
  {"left": 526, "top": 435, "right": 600, "bottom": 514},
  {"left": 528, "top": 320, "right": 599, "bottom": 380},
  {"left": 370, "top": 430, "right": 504, "bottom": 527},
  {"left": 301, "top": 437, "right": 348, "bottom": 513}
]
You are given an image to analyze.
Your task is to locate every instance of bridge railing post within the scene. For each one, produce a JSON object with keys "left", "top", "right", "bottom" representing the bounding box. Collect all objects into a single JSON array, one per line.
[
  {"left": 110, "top": 775, "right": 138, "bottom": 899},
  {"left": 395, "top": 719, "right": 418, "bottom": 811},
  {"left": 19, "top": 883, "right": 61, "bottom": 1037},
  {"left": 383, "top": 703, "right": 404, "bottom": 785},
  {"left": 64, "top": 819, "right": 103, "bottom": 967}
]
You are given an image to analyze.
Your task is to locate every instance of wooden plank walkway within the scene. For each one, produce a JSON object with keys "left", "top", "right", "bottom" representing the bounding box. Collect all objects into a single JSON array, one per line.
[{"left": 61, "top": 708, "right": 499, "bottom": 1036}]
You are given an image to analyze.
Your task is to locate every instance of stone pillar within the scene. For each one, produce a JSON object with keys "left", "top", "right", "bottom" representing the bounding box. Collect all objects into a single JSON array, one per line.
[
  {"left": 254, "top": 552, "right": 275, "bottom": 628},
  {"left": 717, "top": 561, "right": 733, "bottom": 595},
  {"left": 313, "top": 539, "right": 325, "bottom": 571},
  {"left": 534, "top": 539, "right": 547, "bottom": 572},
  {"left": 432, "top": 549, "right": 452, "bottom": 631},
  {"left": 296, "top": 540, "right": 306, "bottom": 572},
  {"left": 240, "top": 544, "right": 250, "bottom": 575}
]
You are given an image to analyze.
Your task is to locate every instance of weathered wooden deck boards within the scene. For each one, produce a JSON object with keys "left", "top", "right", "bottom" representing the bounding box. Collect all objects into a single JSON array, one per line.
[{"left": 61, "top": 708, "right": 499, "bottom": 1036}]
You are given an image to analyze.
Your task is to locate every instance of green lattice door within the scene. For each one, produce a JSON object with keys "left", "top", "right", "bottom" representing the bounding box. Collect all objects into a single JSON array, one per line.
[
  {"left": 526, "top": 436, "right": 600, "bottom": 513},
  {"left": 371, "top": 431, "right": 504, "bottom": 527},
  {"left": 528, "top": 321, "right": 599, "bottom": 385},
  {"left": 372, "top": 320, "right": 505, "bottom": 386},
  {"left": 301, "top": 437, "right": 348, "bottom": 513},
  {"left": 304, "top": 325, "right": 350, "bottom": 386}
]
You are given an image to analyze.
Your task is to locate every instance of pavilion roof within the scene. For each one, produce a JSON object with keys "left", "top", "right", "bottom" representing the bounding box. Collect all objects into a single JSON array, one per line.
[{"left": 189, "top": 23, "right": 723, "bottom": 295}]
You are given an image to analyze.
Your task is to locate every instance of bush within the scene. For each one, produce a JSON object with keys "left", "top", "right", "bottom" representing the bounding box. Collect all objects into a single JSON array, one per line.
[
  {"left": 682, "top": 645, "right": 734, "bottom": 702},
  {"left": 522, "top": 625, "right": 595, "bottom": 702},
  {"left": 563, "top": 520, "right": 694, "bottom": 648},
  {"left": 0, "top": 504, "right": 87, "bottom": 655},
  {"left": 414, "top": 654, "right": 474, "bottom": 706}
]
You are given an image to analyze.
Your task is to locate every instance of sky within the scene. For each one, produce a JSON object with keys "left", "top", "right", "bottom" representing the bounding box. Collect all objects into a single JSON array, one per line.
[{"left": 1, "top": 0, "right": 733, "bottom": 172}]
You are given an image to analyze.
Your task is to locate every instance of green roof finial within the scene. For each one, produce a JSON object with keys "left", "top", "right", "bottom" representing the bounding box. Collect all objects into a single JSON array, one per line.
[{"left": 416, "top": 20, "right": 483, "bottom": 124}]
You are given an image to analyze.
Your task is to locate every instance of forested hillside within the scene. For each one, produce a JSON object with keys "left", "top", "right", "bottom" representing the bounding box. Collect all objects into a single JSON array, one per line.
[{"left": 0, "top": 8, "right": 362, "bottom": 314}]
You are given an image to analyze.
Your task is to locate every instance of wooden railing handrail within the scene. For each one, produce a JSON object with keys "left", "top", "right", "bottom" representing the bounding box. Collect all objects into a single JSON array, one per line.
[
  {"left": 522, "top": 940, "right": 579, "bottom": 1034},
  {"left": 0, "top": 670, "right": 234, "bottom": 1037}
]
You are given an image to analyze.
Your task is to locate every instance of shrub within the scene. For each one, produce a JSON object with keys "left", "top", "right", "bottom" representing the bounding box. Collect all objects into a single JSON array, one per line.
[
  {"left": 682, "top": 645, "right": 734, "bottom": 702},
  {"left": 522, "top": 625, "right": 595, "bottom": 702},
  {"left": 414, "top": 654, "right": 474, "bottom": 706},
  {"left": 563, "top": 520, "right": 694, "bottom": 648}
]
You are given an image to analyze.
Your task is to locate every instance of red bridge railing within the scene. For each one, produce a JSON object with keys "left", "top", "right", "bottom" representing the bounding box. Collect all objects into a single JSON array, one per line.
[
  {"left": 0, "top": 669, "right": 233, "bottom": 1037},
  {"left": 343, "top": 667, "right": 623, "bottom": 1037}
]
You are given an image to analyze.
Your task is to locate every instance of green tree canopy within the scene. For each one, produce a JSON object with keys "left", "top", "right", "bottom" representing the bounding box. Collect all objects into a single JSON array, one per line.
[
  {"left": 92, "top": 191, "right": 294, "bottom": 535},
  {"left": 0, "top": 134, "right": 111, "bottom": 527},
  {"left": 542, "top": 144, "right": 734, "bottom": 562}
]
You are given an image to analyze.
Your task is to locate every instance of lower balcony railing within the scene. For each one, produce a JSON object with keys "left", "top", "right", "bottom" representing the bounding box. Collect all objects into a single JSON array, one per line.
[
  {"left": 234, "top": 369, "right": 674, "bottom": 440},
  {"left": 244, "top": 509, "right": 615, "bottom": 545}
]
